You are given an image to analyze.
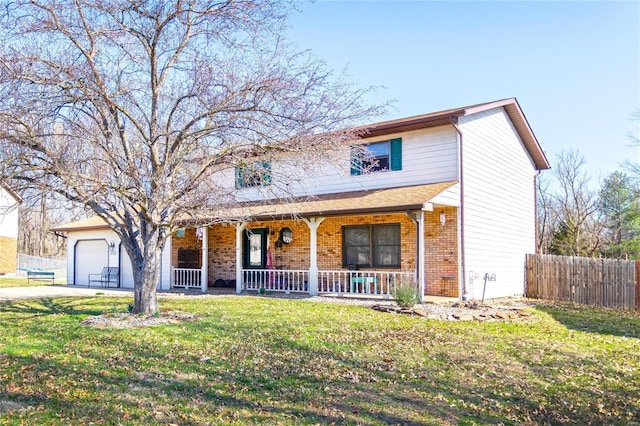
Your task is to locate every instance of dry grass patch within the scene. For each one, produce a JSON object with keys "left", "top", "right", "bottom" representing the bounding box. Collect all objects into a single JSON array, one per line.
[{"left": 80, "top": 310, "right": 198, "bottom": 328}]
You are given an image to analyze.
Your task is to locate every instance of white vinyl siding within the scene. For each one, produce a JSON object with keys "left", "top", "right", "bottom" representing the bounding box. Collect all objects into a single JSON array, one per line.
[
  {"left": 460, "top": 107, "right": 537, "bottom": 299},
  {"left": 220, "top": 125, "right": 459, "bottom": 200},
  {"left": 0, "top": 188, "right": 19, "bottom": 239},
  {"left": 429, "top": 183, "right": 461, "bottom": 207}
]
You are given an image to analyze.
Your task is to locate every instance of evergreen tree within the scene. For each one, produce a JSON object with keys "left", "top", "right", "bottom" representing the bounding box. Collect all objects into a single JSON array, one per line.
[{"left": 599, "top": 171, "right": 640, "bottom": 259}]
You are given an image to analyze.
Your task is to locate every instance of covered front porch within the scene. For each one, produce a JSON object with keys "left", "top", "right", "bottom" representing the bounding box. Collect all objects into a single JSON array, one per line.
[
  {"left": 169, "top": 182, "right": 461, "bottom": 302},
  {"left": 173, "top": 267, "right": 415, "bottom": 298}
]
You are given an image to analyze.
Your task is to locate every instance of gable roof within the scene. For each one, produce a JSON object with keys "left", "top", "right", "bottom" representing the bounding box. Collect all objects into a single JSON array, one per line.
[
  {"left": 50, "top": 215, "right": 110, "bottom": 232},
  {"left": 359, "top": 98, "right": 550, "bottom": 170},
  {"left": 1, "top": 184, "right": 22, "bottom": 203}
]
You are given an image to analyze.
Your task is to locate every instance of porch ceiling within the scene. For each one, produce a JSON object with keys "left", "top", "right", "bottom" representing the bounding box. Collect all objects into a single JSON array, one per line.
[{"left": 230, "top": 181, "right": 458, "bottom": 220}]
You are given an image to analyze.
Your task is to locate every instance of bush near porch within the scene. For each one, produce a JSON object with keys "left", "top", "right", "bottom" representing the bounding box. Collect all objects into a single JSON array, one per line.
[{"left": 0, "top": 296, "right": 638, "bottom": 424}]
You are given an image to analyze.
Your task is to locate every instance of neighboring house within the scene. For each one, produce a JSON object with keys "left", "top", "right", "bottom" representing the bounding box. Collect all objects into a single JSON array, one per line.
[
  {"left": 52, "top": 98, "right": 550, "bottom": 300},
  {"left": 0, "top": 185, "right": 22, "bottom": 275}
]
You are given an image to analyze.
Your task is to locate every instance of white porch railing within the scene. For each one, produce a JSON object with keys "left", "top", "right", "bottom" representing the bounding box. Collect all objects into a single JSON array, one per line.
[
  {"left": 172, "top": 267, "right": 202, "bottom": 289},
  {"left": 242, "top": 269, "right": 309, "bottom": 293},
  {"left": 317, "top": 270, "right": 415, "bottom": 298}
]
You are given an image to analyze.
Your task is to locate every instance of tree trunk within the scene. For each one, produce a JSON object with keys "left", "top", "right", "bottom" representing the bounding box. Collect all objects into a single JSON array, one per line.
[{"left": 130, "top": 229, "right": 164, "bottom": 315}]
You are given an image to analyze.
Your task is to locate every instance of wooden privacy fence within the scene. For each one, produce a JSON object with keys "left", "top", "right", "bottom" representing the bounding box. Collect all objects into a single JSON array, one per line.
[{"left": 526, "top": 254, "right": 639, "bottom": 310}]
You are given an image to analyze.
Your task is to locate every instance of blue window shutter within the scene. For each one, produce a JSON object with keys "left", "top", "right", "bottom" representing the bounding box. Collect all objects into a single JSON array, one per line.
[
  {"left": 263, "top": 161, "right": 272, "bottom": 184},
  {"left": 350, "top": 146, "right": 362, "bottom": 175},
  {"left": 235, "top": 167, "right": 243, "bottom": 189},
  {"left": 390, "top": 138, "right": 402, "bottom": 171}
]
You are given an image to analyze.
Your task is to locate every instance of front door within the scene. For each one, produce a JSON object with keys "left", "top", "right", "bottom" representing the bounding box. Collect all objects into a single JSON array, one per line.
[{"left": 243, "top": 228, "right": 268, "bottom": 269}]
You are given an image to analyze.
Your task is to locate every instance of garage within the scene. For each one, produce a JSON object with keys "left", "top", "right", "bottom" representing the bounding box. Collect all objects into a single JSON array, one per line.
[{"left": 74, "top": 239, "right": 109, "bottom": 286}]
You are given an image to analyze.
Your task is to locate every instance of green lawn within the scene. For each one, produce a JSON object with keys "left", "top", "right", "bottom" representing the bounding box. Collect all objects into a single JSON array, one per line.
[
  {"left": 0, "top": 296, "right": 638, "bottom": 425},
  {"left": 0, "top": 276, "right": 66, "bottom": 288}
]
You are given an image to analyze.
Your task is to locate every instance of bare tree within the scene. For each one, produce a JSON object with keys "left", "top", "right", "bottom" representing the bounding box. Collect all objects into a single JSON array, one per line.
[
  {"left": 536, "top": 172, "right": 558, "bottom": 254},
  {"left": 624, "top": 108, "right": 640, "bottom": 179},
  {"left": 17, "top": 189, "right": 89, "bottom": 258},
  {"left": 0, "top": 1, "right": 382, "bottom": 313},
  {"left": 546, "top": 150, "right": 603, "bottom": 256}
]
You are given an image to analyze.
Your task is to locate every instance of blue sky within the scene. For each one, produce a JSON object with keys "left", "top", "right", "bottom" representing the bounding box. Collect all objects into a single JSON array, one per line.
[{"left": 287, "top": 1, "right": 640, "bottom": 179}]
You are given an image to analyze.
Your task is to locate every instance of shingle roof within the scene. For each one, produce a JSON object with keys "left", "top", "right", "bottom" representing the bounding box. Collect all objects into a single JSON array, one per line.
[
  {"left": 359, "top": 97, "right": 550, "bottom": 170},
  {"left": 50, "top": 215, "right": 110, "bottom": 232},
  {"left": 50, "top": 181, "right": 458, "bottom": 231},
  {"left": 224, "top": 181, "right": 458, "bottom": 221}
]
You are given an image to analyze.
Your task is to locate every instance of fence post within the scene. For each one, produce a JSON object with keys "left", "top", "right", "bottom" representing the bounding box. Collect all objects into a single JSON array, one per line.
[{"left": 636, "top": 260, "right": 640, "bottom": 311}]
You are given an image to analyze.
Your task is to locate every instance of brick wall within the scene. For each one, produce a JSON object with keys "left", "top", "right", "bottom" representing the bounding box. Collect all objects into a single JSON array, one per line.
[
  {"left": 171, "top": 209, "right": 460, "bottom": 297},
  {"left": 424, "top": 207, "right": 459, "bottom": 297},
  {"left": 171, "top": 227, "right": 201, "bottom": 267},
  {"left": 0, "top": 236, "right": 18, "bottom": 274}
]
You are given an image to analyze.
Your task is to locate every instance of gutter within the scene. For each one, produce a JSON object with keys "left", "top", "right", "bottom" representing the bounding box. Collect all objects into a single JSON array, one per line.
[{"left": 450, "top": 117, "right": 467, "bottom": 301}]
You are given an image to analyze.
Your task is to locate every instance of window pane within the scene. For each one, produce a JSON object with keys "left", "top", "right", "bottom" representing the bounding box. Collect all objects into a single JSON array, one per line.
[
  {"left": 374, "top": 225, "right": 400, "bottom": 245},
  {"left": 363, "top": 142, "right": 391, "bottom": 172},
  {"left": 239, "top": 162, "right": 271, "bottom": 188},
  {"left": 345, "top": 227, "right": 369, "bottom": 246},
  {"left": 346, "top": 247, "right": 370, "bottom": 266},
  {"left": 374, "top": 156, "right": 389, "bottom": 171},
  {"left": 364, "top": 155, "right": 389, "bottom": 172},
  {"left": 249, "top": 233, "right": 262, "bottom": 267},
  {"left": 375, "top": 246, "right": 400, "bottom": 266},
  {"left": 366, "top": 142, "right": 389, "bottom": 156}
]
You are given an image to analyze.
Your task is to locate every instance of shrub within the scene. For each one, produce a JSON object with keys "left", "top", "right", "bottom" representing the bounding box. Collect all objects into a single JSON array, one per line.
[{"left": 393, "top": 282, "right": 418, "bottom": 308}]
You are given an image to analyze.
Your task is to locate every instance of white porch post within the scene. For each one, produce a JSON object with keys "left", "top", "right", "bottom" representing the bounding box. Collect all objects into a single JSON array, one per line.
[
  {"left": 303, "top": 217, "right": 325, "bottom": 296},
  {"left": 235, "top": 222, "right": 247, "bottom": 293},
  {"left": 200, "top": 227, "right": 208, "bottom": 293},
  {"left": 417, "top": 210, "right": 425, "bottom": 303}
]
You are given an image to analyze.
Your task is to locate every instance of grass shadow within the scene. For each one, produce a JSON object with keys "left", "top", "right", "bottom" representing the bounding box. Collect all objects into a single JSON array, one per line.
[
  {"left": 0, "top": 297, "right": 129, "bottom": 319},
  {"left": 532, "top": 303, "right": 640, "bottom": 338}
]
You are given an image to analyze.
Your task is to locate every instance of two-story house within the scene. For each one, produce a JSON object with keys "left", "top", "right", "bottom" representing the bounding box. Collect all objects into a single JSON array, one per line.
[
  {"left": 52, "top": 98, "right": 550, "bottom": 301},
  {"left": 0, "top": 185, "right": 21, "bottom": 275}
]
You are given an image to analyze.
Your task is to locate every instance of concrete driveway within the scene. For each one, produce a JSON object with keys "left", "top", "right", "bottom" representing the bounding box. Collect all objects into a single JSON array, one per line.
[{"left": 0, "top": 285, "right": 134, "bottom": 301}]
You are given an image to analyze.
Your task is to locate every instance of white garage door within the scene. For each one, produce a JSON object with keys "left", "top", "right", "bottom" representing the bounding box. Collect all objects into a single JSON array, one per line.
[
  {"left": 119, "top": 246, "right": 134, "bottom": 289},
  {"left": 75, "top": 239, "right": 109, "bottom": 286}
]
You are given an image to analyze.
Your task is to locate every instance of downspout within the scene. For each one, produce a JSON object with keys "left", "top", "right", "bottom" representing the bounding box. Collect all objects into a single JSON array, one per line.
[
  {"left": 534, "top": 170, "right": 541, "bottom": 254},
  {"left": 450, "top": 117, "right": 467, "bottom": 300}
]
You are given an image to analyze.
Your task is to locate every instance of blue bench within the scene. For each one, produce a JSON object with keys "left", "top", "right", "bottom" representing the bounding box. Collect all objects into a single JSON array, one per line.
[
  {"left": 350, "top": 276, "right": 377, "bottom": 294},
  {"left": 27, "top": 270, "right": 55, "bottom": 284}
]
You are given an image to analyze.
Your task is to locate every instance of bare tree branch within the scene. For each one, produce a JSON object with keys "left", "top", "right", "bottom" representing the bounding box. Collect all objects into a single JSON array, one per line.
[{"left": 0, "top": 0, "right": 385, "bottom": 313}]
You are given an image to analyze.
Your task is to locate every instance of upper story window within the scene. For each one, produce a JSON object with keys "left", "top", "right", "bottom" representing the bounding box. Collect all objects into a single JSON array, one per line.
[
  {"left": 350, "top": 138, "right": 402, "bottom": 175},
  {"left": 342, "top": 223, "right": 401, "bottom": 268},
  {"left": 235, "top": 161, "right": 271, "bottom": 189}
]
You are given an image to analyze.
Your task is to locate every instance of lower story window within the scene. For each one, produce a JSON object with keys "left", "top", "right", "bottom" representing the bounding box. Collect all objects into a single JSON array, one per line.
[{"left": 342, "top": 223, "right": 401, "bottom": 268}]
